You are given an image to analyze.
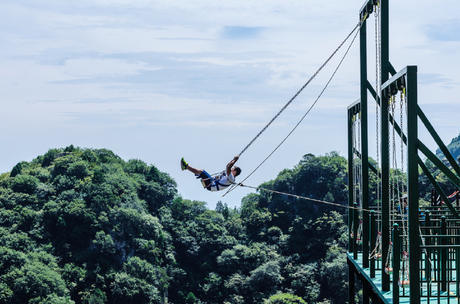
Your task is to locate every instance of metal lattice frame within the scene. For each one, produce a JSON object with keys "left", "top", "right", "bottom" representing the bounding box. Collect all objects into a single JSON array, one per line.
[{"left": 347, "top": 0, "right": 460, "bottom": 303}]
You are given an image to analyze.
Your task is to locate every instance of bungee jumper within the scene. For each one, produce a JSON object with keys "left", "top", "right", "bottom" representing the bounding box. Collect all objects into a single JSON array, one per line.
[{"left": 181, "top": 156, "right": 241, "bottom": 191}]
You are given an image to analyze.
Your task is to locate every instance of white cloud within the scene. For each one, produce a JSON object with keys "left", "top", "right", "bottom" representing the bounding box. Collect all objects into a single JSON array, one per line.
[
  {"left": 62, "top": 58, "right": 160, "bottom": 78},
  {"left": 0, "top": 0, "right": 459, "bottom": 207}
]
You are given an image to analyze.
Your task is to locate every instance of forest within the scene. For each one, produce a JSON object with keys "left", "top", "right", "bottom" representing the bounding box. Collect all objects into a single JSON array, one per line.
[{"left": 0, "top": 133, "right": 458, "bottom": 304}]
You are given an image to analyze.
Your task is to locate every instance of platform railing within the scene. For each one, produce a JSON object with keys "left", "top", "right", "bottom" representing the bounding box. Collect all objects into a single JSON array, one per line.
[{"left": 350, "top": 207, "right": 460, "bottom": 303}]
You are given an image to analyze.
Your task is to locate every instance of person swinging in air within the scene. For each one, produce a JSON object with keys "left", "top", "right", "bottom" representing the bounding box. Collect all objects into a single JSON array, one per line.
[{"left": 181, "top": 156, "right": 241, "bottom": 191}]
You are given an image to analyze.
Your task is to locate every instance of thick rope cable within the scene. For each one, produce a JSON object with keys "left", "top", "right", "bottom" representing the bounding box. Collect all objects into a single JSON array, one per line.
[
  {"left": 223, "top": 25, "right": 360, "bottom": 197},
  {"left": 238, "top": 183, "right": 375, "bottom": 212},
  {"left": 237, "top": 182, "right": 409, "bottom": 217},
  {"left": 374, "top": 2, "right": 382, "bottom": 232},
  {"left": 236, "top": 22, "right": 361, "bottom": 158},
  {"left": 369, "top": 231, "right": 382, "bottom": 259}
]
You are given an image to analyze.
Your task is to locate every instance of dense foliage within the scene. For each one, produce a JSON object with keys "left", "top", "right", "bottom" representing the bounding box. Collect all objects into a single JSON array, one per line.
[
  {"left": 1, "top": 146, "right": 176, "bottom": 304},
  {"left": 0, "top": 147, "right": 353, "bottom": 304},
  {"left": 437, "top": 133, "right": 460, "bottom": 162},
  {"left": 3, "top": 137, "right": 457, "bottom": 304},
  {"left": 9, "top": 139, "right": 459, "bottom": 304},
  {"left": 3, "top": 137, "right": 458, "bottom": 304}
]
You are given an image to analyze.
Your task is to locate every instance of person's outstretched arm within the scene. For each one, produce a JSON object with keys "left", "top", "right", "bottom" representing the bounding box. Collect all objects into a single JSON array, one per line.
[{"left": 226, "top": 156, "right": 239, "bottom": 175}]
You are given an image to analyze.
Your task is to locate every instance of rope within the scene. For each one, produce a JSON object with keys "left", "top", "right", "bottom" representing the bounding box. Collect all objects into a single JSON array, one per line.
[
  {"left": 238, "top": 183, "right": 376, "bottom": 213},
  {"left": 374, "top": 1, "right": 382, "bottom": 232},
  {"left": 369, "top": 232, "right": 382, "bottom": 259},
  {"left": 237, "top": 183, "right": 411, "bottom": 218},
  {"left": 223, "top": 24, "right": 360, "bottom": 197},
  {"left": 236, "top": 22, "right": 361, "bottom": 158},
  {"left": 356, "top": 221, "right": 363, "bottom": 244},
  {"left": 234, "top": 181, "right": 411, "bottom": 219},
  {"left": 385, "top": 241, "right": 393, "bottom": 273}
]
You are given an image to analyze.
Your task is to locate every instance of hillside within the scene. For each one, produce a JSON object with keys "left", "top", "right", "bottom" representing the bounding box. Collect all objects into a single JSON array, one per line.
[
  {"left": 0, "top": 147, "right": 350, "bottom": 304},
  {"left": 436, "top": 133, "right": 460, "bottom": 162},
  {"left": 446, "top": 133, "right": 460, "bottom": 161}
]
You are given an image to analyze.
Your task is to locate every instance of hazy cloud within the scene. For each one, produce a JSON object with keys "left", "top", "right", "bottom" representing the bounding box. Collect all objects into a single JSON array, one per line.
[
  {"left": 221, "top": 26, "right": 265, "bottom": 40},
  {"left": 425, "top": 19, "right": 460, "bottom": 41},
  {"left": 0, "top": 0, "right": 459, "bottom": 207}
]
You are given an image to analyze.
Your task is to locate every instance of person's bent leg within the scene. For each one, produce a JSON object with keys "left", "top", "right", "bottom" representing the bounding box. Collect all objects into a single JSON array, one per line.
[{"left": 186, "top": 165, "right": 202, "bottom": 176}]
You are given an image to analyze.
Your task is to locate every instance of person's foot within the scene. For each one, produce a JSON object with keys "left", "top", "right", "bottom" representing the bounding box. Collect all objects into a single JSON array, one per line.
[{"left": 180, "top": 157, "right": 188, "bottom": 170}]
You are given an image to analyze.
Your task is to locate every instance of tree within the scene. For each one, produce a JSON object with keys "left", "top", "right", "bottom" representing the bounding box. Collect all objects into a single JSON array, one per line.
[
  {"left": 4, "top": 253, "right": 70, "bottom": 304},
  {"left": 109, "top": 272, "right": 161, "bottom": 304},
  {"left": 264, "top": 293, "right": 307, "bottom": 304},
  {"left": 248, "top": 261, "right": 282, "bottom": 293},
  {"left": 6, "top": 145, "right": 439, "bottom": 304},
  {"left": 10, "top": 161, "right": 28, "bottom": 178},
  {"left": 10, "top": 175, "right": 39, "bottom": 194}
]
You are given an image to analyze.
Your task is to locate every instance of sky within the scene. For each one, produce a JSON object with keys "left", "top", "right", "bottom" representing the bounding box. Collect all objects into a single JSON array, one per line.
[{"left": 0, "top": 0, "right": 459, "bottom": 209}]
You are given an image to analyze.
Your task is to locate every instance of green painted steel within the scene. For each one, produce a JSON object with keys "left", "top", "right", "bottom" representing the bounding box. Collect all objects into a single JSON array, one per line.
[
  {"left": 406, "top": 65, "right": 420, "bottom": 302},
  {"left": 417, "top": 106, "right": 460, "bottom": 177},
  {"left": 349, "top": 251, "right": 460, "bottom": 303},
  {"left": 368, "top": 87, "right": 460, "bottom": 218},
  {"left": 347, "top": 1, "right": 460, "bottom": 302},
  {"left": 392, "top": 224, "right": 400, "bottom": 304},
  {"left": 348, "top": 110, "right": 354, "bottom": 253},
  {"left": 418, "top": 141, "right": 460, "bottom": 189},
  {"left": 379, "top": 66, "right": 390, "bottom": 292},
  {"left": 441, "top": 216, "right": 447, "bottom": 291},
  {"left": 360, "top": 17, "right": 370, "bottom": 269},
  {"left": 378, "top": 98, "right": 460, "bottom": 191},
  {"left": 354, "top": 202, "right": 359, "bottom": 259},
  {"left": 380, "top": 0, "right": 391, "bottom": 292},
  {"left": 349, "top": 261, "right": 356, "bottom": 304},
  {"left": 363, "top": 284, "right": 370, "bottom": 304},
  {"left": 418, "top": 157, "right": 460, "bottom": 217},
  {"left": 457, "top": 247, "right": 460, "bottom": 300},
  {"left": 380, "top": 0, "right": 389, "bottom": 83}
]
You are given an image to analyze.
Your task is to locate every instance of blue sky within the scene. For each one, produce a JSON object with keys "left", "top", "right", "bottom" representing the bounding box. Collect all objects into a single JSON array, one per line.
[{"left": 1, "top": 0, "right": 459, "bottom": 208}]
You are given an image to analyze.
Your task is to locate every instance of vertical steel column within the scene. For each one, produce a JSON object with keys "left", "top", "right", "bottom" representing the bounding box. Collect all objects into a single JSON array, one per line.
[
  {"left": 380, "top": 84, "right": 390, "bottom": 291},
  {"left": 392, "top": 223, "right": 400, "bottom": 304},
  {"left": 354, "top": 203, "right": 359, "bottom": 259},
  {"left": 406, "top": 65, "right": 420, "bottom": 302},
  {"left": 360, "top": 14, "right": 370, "bottom": 269},
  {"left": 348, "top": 110, "right": 354, "bottom": 253},
  {"left": 381, "top": 0, "right": 389, "bottom": 83},
  {"left": 370, "top": 211, "right": 376, "bottom": 278},
  {"left": 380, "top": 0, "right": 390, "bottom": 291},
  {"left": 349, "top": 264, "right": 355, "bottom": 304},
  {"left": 441, "top": 216, "right": 447, "bottom": 291},
  {"left": 363, "top": 282, "right": 370, "bottom": 304}
]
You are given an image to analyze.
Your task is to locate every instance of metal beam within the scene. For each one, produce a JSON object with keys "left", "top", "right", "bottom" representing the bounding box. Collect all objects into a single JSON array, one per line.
[
  {"left": 379, "top": 0, "right": 390, "bottom": 291},
  {"left": 349, "top": 261, "right": 355, "bottom": 304},
  {"left": 406, "top": 65, "right": 420, "bottom": 302},
  {"left": 418, "top": 157, "right": 459, "bottom": 217},
  {"left": 360, "top": 18, "right": 370, "bottom": 268},
  {"left": 418, "top": 106, "right": 460, "bottom": 176},
  {"left": 418, "top": 141, "right": 460, "bottom": 189},
  {"left": 388, "top": 62, "right": 397, "bottom": 76},
  {"left": 370, "top": 75, "right": 460, "bottom": 215},
  {"left": 348, "top": 110, "right": 354, "bottom": 252},
  {"left": 392, "top": 224, "right": 400, "bottom": 304}
]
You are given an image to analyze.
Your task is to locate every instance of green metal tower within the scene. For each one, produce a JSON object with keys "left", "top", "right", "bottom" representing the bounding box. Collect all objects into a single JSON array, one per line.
[{"left": 347, "top": 0, "right": 460, "bottom": 303}]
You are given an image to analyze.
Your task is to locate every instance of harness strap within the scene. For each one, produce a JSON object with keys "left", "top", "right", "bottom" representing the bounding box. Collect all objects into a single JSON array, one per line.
[{"left": 215, "top": 172, "right": 232, "bottom": 188}]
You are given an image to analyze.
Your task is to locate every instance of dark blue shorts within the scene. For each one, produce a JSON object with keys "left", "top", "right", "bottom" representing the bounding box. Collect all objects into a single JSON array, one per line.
[{"left": 196, "top": 170, "right": 213, "bottom": 190}]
